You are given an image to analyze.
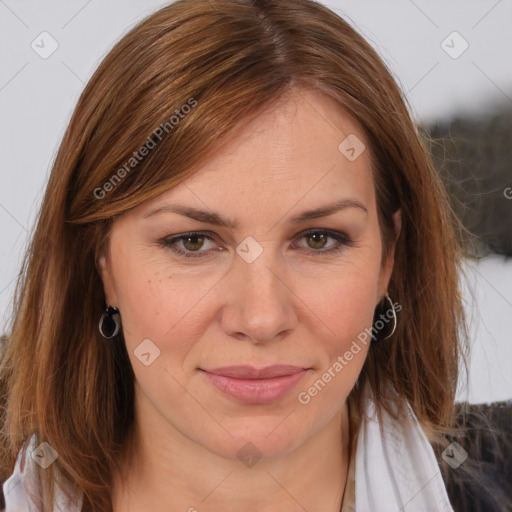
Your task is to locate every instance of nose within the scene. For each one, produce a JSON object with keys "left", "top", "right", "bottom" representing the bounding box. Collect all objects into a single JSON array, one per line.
[{"left": 218, "top": 245, "right": 298, "bottom": 344}]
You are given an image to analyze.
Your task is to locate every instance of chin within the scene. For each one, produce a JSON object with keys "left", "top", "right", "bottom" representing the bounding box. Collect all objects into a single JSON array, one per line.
[{"left": 201, "top": 415, "right": 311, "bottom": 463}]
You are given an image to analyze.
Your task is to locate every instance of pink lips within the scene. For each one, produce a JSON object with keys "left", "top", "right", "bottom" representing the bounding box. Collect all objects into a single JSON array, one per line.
[{"left": 202, "top": 365, "right": 308, "bottom": 404}]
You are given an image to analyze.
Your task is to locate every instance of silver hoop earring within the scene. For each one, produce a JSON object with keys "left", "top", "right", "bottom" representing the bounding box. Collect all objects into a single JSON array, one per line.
[
  {"left": 99, "top": 304, "right": 121, "bottom": 339},
  {"left": 372, "top": 294, "right": 398, "bottom": 342},
  {"left": 381, "top": 294, "right": 397, "bottom": 340}
]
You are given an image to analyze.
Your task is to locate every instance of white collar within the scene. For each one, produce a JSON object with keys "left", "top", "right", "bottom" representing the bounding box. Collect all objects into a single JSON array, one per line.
[
  {"left": 352, "top": 382, "right": 454, "bottom": 511},
  {"left": 2, "top": 435, "right": 82, "bottom": 512}
]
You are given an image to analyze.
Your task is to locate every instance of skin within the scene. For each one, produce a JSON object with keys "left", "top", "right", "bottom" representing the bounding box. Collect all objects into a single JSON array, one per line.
[{"left": 99, "top": 88, "right": 401, "bottom": 512}]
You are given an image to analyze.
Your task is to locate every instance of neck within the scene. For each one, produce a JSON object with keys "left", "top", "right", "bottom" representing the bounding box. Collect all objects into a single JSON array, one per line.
[{"left": 112, "top": 393, "right": 352, "bottom": 512}]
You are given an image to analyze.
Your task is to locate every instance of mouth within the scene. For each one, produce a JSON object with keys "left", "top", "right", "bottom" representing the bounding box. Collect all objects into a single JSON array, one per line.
[{"left": 200, "top": 365, "right": 309, "bottom": 404}]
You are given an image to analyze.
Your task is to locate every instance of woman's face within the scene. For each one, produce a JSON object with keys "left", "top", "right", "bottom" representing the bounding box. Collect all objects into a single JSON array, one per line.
[{"left": 99, "top": 89, "right": 400, "bottom": 462}]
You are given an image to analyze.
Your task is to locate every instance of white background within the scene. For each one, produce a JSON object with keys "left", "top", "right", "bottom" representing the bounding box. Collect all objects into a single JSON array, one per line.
[{"left": 0, "top": 0, "right": 511, "bottom": 403}]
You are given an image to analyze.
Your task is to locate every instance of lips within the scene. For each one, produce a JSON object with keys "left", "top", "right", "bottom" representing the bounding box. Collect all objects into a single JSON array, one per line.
[
  {"left": 201, "top": 365, "right": 308, "bottom": 404},
  {"left": 205, "top": 365, "right": 306, "bottom": 379}
]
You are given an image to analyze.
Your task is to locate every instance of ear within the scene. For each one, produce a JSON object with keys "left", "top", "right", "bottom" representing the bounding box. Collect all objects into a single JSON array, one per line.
[
  {"left": 378, "top": 209, "right": 402, "bottom": 299},
  {"left": 97, "top": 241, "right": 118, "bottom": 306}
]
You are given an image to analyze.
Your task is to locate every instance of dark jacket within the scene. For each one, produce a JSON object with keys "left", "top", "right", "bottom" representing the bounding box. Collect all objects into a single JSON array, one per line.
[{"left": 435, "top": 399, "right": 512, "bottom": 512}]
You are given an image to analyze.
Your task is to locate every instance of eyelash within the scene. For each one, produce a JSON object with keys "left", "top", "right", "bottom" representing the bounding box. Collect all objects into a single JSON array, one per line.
[{"left": 159, "top": 229, "right": 354, "bottom": 259}]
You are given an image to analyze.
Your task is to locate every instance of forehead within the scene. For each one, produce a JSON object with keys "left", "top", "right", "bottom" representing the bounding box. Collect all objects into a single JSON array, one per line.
[{"left": 134, "top": 89, "right": 376, "bottom": 221}]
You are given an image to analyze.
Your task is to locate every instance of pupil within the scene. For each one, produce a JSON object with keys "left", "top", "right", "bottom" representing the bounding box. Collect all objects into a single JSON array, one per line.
[
  {"left": 184, "top": 236, "right": 203, "bottom": 251},
  {"left": 309, "top": 233, "right": 326, "bottom": 248}
]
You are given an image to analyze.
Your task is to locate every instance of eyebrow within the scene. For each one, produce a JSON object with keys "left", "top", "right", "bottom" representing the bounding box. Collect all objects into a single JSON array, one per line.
[{"left": 143, "top": 198, "right": 368, "bottom": 228}]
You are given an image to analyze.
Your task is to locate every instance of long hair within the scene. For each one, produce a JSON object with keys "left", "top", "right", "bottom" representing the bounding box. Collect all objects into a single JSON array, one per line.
[{"left": 0, "top": 1, "right": 474, "bottom": 510}]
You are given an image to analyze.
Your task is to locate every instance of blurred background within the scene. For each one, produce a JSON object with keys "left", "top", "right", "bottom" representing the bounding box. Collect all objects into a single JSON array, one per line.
[{"left": 0, "top": 0, "right": 511, "bottom": 403}]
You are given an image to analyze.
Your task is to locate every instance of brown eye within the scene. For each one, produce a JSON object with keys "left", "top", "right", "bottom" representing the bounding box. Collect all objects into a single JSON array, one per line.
[
  {"left": 181, "top": 235, "right": 206, "bottom": 252},
  {"left": 161, "top": 232, "right": 219, "bottom": 258},
  {"left": 294, "top": 229, "right": 354, "bottom": 255},
  {"left": 305, "top": 232, "right": 329, "bottom": 249},
  {"left": 160, "top": 229, "right": 354, "bottom": 259}
]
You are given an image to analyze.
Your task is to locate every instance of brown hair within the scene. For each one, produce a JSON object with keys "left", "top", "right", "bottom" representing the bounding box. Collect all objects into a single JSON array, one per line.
[{"left": 0, "top": 0, "right": 473, "bottom": 510}]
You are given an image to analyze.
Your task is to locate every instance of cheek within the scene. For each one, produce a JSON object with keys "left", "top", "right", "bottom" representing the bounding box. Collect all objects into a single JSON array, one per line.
[
  {"left": 111, "top": 247, "right": 219, "bottom": 358},
  {"left": 107, "top": 243, "right": 167, "bottom": 345},
  {"left": 291, "top": 270, "right": 378, "bottom": 436},
  {"left": 297, "top": 255, "right": 380, "bottom": 392},
  {"left": 302, "top": 256, "right": 381, "bottom": 342},
  {"left": 110, "top": 254, "right": 203, "bottom": 406}
]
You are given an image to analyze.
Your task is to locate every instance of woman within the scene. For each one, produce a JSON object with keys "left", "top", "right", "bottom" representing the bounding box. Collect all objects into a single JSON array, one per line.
[{"left": 0, "top": 0, "right": 510, "bottom": 511}]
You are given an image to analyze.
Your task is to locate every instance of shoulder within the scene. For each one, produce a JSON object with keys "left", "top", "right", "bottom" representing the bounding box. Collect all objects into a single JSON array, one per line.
[{"left": 435, "top": 399, "right": 512, "bottom": 512}]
